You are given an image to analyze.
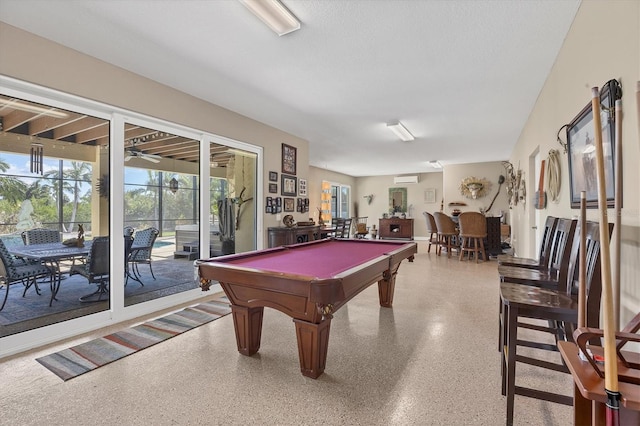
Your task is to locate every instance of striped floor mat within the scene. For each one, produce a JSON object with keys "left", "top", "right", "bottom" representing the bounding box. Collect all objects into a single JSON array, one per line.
[{"left": 36, "top": 299, "right": 231, "bottom": 381}]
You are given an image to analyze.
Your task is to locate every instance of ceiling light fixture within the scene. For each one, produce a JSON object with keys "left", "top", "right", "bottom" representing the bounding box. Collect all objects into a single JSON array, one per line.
[
  {"left": 238, "top": 0, "right": 300, "bottom": 36},
  {"left": 386, "top": 121, "right": 414, "bottom": 141},
  {"left": 169, "top": 177, "right": 179, "bottom": 194}
]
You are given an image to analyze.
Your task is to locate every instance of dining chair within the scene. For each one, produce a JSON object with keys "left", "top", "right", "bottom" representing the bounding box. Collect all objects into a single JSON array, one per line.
[
  {"left": 433, "top": 212, "right": 459, "bottom": 258},
  {"left": 498, "top": 216, "right": 558, "bottom": 269},
  {"left": 21, "top": 228, "right": 61, "bottom": 245},
  {"left": 331, "top": 218, "right": 352, "bottom": 239},
  {"left": 70, "top": 236, "right": 110, "bottom": 302},
  {"left": 353, "top": 217, "right": 369, "bottom": 239},
  {"left": 0, "top": 238, "right": 53, "bottom": 311},
  {"left": 499, "top": 220, "right": 610, "bottom": 426},
  {"left": 128, "top": 227, "right": 159, "bottom": 281},
  {"left": 422, "top": 212, "right": 438, "bottom": 253},
  {"left": 457, "top": 211, "right": 487, "bottom": 262},
  {"left": 498, "top": 218, "right": 577, "bottom": 289}
]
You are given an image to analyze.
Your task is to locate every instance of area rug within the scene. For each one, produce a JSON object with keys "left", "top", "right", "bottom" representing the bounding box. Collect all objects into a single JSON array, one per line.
[{"left": 36, "top": 298, "right": 231, "bottom": 381}]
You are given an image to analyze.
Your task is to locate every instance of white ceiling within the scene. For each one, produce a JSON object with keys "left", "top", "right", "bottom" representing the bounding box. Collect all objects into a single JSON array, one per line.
[{"left": 0, "top": 0, "right": 581, "bottom": 177}]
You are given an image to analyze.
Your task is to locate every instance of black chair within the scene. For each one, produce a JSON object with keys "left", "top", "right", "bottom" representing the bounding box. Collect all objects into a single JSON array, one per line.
[
  {"left": 0, "top": 238, "right": 53, "bottom": 311},
  {"left": 331, "top": 218, "right": 352, "bottom": 239},
  {"left": 70, "top": 236, "right": 110, "bottom": 302},
  {"left": 128, "top": 227, "right": 159, "bottom": 281},
  {"left": 123, "top": 227, "right": 137, "bottom": 286},
  {"left": 21, "top": 228, "right": 61, "bottom": 245}
]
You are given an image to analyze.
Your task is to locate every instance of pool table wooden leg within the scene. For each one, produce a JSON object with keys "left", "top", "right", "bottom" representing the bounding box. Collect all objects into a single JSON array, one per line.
[
  {"left": 293, "top": 318, "right": 331, "bottom": 379},
  {"left": 231, "top": 305, "right": 264, "bottom": 356},
  {"left": 378, "top": 269, "right": 397, "bottom": 307}
]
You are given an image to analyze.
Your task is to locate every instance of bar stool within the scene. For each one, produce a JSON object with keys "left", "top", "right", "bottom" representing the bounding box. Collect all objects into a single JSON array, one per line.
[
  {"left": 433, "top": 212, "right": 459, "bottom": 258},
  {"left": 458, "top": 211, "right": 487, "bottom": 262}
]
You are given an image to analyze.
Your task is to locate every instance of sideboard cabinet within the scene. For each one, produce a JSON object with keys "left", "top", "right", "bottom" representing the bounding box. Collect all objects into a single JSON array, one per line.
[{"left": 378, "top": 218, "right": 414, "bottom": 240}]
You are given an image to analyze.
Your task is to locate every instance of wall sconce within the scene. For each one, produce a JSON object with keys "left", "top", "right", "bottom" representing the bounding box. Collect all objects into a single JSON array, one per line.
[
  {"left": 460, "top": 177, "right": 491, "bottom": 199},
  {"left": 169, "top": 177, "right": 179, "bottom": 194},
  {"left": 363, "top": 194, "right": 374, "bottom": 205}
]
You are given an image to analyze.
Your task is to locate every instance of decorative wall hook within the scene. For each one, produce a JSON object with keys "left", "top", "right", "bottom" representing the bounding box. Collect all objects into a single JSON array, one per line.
[{"left": 363, "top": 194, "right": 374, "bottom": 205}]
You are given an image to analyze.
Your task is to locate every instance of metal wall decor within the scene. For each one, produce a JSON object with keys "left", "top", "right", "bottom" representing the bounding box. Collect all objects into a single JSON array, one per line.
[
  {"left": 459, "top": 177, "right": 491, "bottom": 199},
  {"left": 30, "top": 143, "right": 43, "bottom": 175}
]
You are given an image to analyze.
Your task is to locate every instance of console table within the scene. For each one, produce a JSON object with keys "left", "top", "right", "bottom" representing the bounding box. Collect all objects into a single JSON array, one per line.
[
  {"left": 378, "top": 218, "right": 414, "bottom": 240},
  {"left": 268, "top": 225, "right": 322, "bottom": 247}
]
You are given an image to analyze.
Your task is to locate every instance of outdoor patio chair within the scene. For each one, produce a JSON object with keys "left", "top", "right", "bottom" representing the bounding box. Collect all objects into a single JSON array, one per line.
[
  {"left": 70, "top": 236, "right": 110, "bottom": 302},
  {"left": 0, "top": 238, "right": 53, "bottom": 311},
  {"left": 128, "top": 227, "right": 159, "bottom": 282},
  {"left": 21, "top": 228, "right": 61, "bottom": 245}
]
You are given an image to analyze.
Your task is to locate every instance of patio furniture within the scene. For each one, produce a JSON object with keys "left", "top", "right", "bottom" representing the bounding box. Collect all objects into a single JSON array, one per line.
[
  {"left": 128, "top": 227, "right": 159, "bottom": 282},
  {"left": 70, "top": 236, "right": 110, "bottom": 302},
  {"left": 0, "top": 238, "right": 54, "bottom": 311}
]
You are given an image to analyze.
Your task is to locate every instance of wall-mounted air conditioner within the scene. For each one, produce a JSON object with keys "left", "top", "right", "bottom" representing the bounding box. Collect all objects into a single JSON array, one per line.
[{"left": 393, "top": 175, "right": 419, "bottom": 184}]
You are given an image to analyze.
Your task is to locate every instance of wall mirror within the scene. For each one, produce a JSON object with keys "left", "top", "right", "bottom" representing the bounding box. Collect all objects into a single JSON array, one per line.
[{"left": 388, "top": 187, "right": 407, "bottom": 213}]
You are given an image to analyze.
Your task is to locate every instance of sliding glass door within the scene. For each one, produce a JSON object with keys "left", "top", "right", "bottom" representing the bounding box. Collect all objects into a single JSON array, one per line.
[{"left": 0, "top": 93, "right": 111, "bottom": 337}]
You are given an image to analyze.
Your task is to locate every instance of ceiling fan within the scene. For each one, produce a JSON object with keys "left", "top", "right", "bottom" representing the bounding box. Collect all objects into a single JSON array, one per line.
[{"left": 124, "top": 142, "right": 161, "bottom": 163}]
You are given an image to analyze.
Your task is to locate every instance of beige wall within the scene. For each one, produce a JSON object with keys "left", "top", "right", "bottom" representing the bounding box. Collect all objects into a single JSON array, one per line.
[
  {"left": 443, "top": 161, "right": 510, "bottom": 218},
  {"left": 353, "top": 172, "right": 444, "bottom": 238},
  {"left": 0, "top": 22, "right": 309, "bottom": 249},
  {"left": 508, "top": 1, "right": 640, "bottom": 325}
]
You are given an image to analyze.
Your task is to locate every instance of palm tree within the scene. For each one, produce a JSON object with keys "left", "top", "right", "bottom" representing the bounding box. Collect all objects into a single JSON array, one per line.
[
  {"left": 0, "top": 157, "right": 28, "bottom": 204},
  {"left": 64, "top": 161, "right": 92, "bottom": 231},
  {"left": 38, "top": 161, "right": 92, "bottom": 232}
]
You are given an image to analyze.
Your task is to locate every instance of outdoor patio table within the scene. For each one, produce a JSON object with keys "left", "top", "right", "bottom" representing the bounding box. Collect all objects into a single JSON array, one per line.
[{"left": 9, "top": 241, "right": 92, "bottom": 306}]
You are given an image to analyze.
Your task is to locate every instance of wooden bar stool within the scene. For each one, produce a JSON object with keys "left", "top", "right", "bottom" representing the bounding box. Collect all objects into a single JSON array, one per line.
[
  {"left": 433, "top": 212, "right": 459, "bottom": 258},
  {"left": 457, "top": 212, "right": 487, "bottom": 262}
]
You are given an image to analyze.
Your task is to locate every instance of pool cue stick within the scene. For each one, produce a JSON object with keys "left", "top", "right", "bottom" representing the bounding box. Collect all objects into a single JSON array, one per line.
[
  {"left": 578, "top": 191, "right": 586, "bottom": 328},
  {"left": 591, "top": 87, "right": 620, "bottom": 426},
  {"left": 613, "top": 99, "right": 623, "bottom": 331},
  {"left": 636, "top": 81, "right": 639, "bottom": 150}
]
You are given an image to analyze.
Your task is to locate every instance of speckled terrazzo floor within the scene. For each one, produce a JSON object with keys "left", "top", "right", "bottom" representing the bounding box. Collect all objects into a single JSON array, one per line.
[{"left": 0, "top": 241, "right": 573, "bottom": 425}]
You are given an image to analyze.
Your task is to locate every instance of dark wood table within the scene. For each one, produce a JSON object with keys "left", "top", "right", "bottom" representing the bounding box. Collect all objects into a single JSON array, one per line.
[
  {"left": 557, "top": 341, "right": 640, "bottom": 425},
  {"left": 197, "top": 238, "right": 417, "bottom": 378}
]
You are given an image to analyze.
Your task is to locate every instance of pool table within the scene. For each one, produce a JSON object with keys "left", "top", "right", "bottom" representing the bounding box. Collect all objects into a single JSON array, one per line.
[{"left": 197, "top": 237, "right": 417, "bottom": 378}]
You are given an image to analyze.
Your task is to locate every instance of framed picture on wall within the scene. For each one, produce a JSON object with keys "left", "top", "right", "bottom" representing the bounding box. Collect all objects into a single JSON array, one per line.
[
  {"left": 566, "top": 80, "right": 620, "bottom": 208},
  {"left": 282, "top": 143, "right": 297, "bottom": 175},
  {"left": 298, "top": 178, "right": 307, "bottom": 196},
  {"left": 424, "top": 188, "right": 436, "bottom": 204},
  {"left": 284, "top": 197, "right": 295, "bottom": 212},
  {"left": 281, "top": 174, "right": 297, "bottom": 197},
  {"left": 268, "top": 183, "right": 277, "bottom": 193},
  {"left": 269, "top": 171, "right": 278, "bottom": 182}
]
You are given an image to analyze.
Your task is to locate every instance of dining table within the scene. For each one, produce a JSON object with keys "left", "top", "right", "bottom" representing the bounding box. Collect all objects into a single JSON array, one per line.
[{"left": 9, "top": 241, "right": 92, "bottom": 306}]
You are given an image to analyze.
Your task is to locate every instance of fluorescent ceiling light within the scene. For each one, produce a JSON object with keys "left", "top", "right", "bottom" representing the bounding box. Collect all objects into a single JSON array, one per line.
[
  {"left": 429, "top": 160, "right": 443, "bottom": 169},
  {"left": 0, "top": 98, "right": 68, "bottom": 118},
  {"left": 386, "top": 121, "right": 414, "bottom": 141},
  {"left": 239, "top": 0, "right": 300, "bottom": 36}
]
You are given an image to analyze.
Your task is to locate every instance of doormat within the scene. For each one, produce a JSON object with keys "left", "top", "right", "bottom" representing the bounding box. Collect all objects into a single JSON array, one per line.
[{"left": 36, "top": 298, "right": 231, "bottom": 381}]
